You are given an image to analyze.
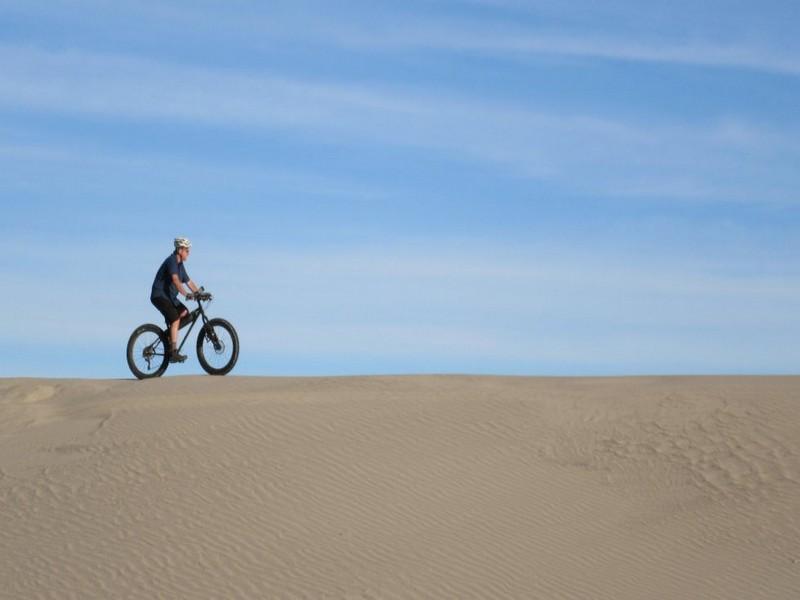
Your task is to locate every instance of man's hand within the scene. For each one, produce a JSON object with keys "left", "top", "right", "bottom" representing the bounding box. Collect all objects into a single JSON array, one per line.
[
  {"left": 187, "top": 290, "right": 212, "bottom": 302},
  {"left": 186, "top": 282, "right": 203, "bottom": 299}
]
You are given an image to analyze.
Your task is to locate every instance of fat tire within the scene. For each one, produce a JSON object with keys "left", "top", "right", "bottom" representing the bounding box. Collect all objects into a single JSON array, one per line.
[
  {"left": 196, "top": 318, "right": 239, "bottom": 376},
  {"left": 127, "top": 323, "right": 170, "bottom": 379}
]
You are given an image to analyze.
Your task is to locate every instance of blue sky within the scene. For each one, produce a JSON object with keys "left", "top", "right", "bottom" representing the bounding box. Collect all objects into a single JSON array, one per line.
[{"left": 1, "top": 0, "right": 799, "bottom": 377}]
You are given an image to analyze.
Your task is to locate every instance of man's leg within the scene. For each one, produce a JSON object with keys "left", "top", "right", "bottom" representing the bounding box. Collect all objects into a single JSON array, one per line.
[
  {"left": 152, "top": 298, "right": 189, "bottom": 362},
  {"left": 170, "top": 318, "right": 180, "bottom": 348},
  {"left": 169, "top": 308, "right": 189, "bottom": 362},
  {"left": 171, "top": 308, "right": 189, "bottom": 342}
]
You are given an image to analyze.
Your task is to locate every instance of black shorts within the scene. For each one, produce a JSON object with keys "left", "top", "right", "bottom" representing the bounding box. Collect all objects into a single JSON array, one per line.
[{"left": 151, "top": 297, "right": 189, "bottom": 326}]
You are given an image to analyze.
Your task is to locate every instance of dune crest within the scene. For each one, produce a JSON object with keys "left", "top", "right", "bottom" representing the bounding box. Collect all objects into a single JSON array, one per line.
[{"left": 1, "top": 376, "right": 799, "bottom": 598}]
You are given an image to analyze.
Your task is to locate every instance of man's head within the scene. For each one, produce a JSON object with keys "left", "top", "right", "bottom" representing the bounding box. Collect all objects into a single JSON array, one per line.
[{"left": 174, "top": 237, "right": 191, "bottom": 261}]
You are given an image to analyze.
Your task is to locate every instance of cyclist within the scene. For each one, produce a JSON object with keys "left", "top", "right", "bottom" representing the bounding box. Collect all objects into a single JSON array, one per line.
[{"left": 151, "top": 237, "right": 201, "bottom": 363}]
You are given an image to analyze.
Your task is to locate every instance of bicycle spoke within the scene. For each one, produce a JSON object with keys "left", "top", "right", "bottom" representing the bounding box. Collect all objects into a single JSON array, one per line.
[
  {"left": 134, "top": 332, "right": 165, "bottom": 373},
  {"left": 127, "top": 324, "right": 172, "bottom": 379},
  {"left": 201, "top": 325, "right": 234, "bottom": 369}
]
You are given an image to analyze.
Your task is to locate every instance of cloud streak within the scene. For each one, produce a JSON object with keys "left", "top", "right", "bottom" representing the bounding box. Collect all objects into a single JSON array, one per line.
[
  {"left": 473, "top": 34, "right": 799, "bottom": 76},
  {"left": 23, "top": 1, "right": 798, "bottom": 77},
  {"left": 1, "top": 44, "right": 797, "bottom": 205},
  {"left": 330, "top": 23, "right": 800, "bottom": 76},
  {"left": 300, "top": 0, "right": 800, "bottom": 77}
]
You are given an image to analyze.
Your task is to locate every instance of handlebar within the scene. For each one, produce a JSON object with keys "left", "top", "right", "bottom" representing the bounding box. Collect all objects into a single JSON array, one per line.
[{"left": 187, "top": 291, "right": 213, "bottom": 302}]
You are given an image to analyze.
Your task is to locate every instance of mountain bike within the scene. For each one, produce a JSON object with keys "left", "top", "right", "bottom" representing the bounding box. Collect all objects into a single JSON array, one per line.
[{"left": 126, "top": 291, "right": 239, "bottom": 379}]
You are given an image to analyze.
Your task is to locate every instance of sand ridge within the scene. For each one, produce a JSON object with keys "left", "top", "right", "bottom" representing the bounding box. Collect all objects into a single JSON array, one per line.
[{"left": 1, "top": 376, "right": 799, "bottom": 598}]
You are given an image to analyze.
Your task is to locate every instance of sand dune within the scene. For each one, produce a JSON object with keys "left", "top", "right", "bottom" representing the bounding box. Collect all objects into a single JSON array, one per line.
[{"left": 1, "top": 375, "right": 799, "bottom": 598}]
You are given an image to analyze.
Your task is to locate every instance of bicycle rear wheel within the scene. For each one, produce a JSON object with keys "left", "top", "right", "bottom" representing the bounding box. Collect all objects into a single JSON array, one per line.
[
  {"left": 127, "top": 324, "right": 169, "bottom": 379},
  {"left": 196, "top": 318, "right": 239, "bottom": 376}
]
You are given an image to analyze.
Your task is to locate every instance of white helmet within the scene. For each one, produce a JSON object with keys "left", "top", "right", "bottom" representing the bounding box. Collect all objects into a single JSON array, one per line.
[{"left": 174, "top": 237, "right": 192, "bottom": 250}]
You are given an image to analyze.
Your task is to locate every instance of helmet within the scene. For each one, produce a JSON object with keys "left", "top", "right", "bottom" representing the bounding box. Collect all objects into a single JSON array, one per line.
[{"left": 174, "top": 237, "right": 192, "bottom": 250}]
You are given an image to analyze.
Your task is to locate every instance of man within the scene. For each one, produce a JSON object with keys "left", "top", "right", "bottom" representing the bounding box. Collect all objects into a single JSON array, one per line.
[{"left": 151, "top": 237, "right": 201, "bottom": 363}]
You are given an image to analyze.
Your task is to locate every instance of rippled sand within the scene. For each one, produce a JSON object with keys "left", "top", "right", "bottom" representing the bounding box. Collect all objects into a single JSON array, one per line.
[{"left": 2, "top": 376, "right": 799, "bottom": 598}]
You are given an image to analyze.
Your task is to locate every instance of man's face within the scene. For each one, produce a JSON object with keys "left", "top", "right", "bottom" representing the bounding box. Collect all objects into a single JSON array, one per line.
[{"left": 178, "top": 247, "right": 190, "bottom": 261}]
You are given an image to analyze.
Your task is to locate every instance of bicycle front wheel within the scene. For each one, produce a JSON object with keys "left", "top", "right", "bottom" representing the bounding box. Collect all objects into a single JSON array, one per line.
[
  {"left": 127, "top": 324, "right": 169, "bottom": 379},
  {"left": 196, "top": 318, "right": 239, "bottom": 376}
]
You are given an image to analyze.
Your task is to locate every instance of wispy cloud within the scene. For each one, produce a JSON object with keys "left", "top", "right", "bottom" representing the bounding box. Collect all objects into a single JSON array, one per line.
[
  {"left": 0, "top": 137, "right": 395, "bottom": 203},
  {"left": 301, "top": 1, "right": 800, "bottom": 77},
  {"left": 24, "top": 1, "right": 798, "bottom": 77},
  {"left": 420, "top": 31, "right": 800, "bottom": 76},
  {"left": 1, "top": 44, "right": 797, "bottom": 204}
]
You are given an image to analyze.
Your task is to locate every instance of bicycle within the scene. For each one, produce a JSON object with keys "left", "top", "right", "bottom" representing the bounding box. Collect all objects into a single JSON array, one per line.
[{"left": 126, "top": 290, "right": 239, "bottom": 379}]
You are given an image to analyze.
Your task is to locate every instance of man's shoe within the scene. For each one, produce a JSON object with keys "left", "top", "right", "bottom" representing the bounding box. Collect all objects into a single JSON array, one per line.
[{"left": 169, "top": 350, "right": 187, "bottom": 363}]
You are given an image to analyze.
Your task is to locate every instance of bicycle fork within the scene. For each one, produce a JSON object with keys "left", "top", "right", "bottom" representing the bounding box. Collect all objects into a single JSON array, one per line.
[
  {"left": 203, "top": 319, "right": 223, "bottom": 351},
  {"left": 195, "top": 307, "right": 222, "bottom": 352}
]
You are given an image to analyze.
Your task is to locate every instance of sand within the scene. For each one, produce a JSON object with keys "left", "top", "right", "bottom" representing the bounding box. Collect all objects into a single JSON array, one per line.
[{"left": 1, "top": 375, "right": 799, "bottom": 598}]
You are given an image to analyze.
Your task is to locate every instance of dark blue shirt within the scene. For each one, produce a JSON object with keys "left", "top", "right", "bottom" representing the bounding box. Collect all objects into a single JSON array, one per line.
[{"left": 151, "top": 253, "right": 190, "bottom": 304}]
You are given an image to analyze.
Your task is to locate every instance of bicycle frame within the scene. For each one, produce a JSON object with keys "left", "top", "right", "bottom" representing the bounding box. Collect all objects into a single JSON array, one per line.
[
  {"left": 174, "top": 299, "right": 212, "bottom": 353},
  {"left": 142, "top": 298, "right": 213, "bottom": 365}
]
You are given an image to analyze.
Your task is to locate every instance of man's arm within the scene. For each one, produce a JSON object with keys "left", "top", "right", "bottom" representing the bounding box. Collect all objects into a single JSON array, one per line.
[{"left": 171, "top": 273, "right": 192, "bottom": 297}]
